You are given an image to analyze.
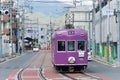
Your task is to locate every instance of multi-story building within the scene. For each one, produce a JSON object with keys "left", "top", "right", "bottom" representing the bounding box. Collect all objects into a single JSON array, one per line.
[
  {"left": 25, "top": 23, "right": 50, "bottom": 49},
  {"left": 94, "top": 0, "right": 117, "bottom": 62},
  {"left": 67, "top": 0, "right": 118, "bottom": 63},
  {"left": 0, "top": 0, "right": 23, "bottom": 57}
]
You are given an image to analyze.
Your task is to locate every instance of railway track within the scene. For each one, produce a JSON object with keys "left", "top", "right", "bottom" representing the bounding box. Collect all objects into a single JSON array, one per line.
[
  {"left": 39, "top": 52, "right": 47, "bottom": 80},
  {"left": 61, "top": 71, "right": 102, "bottom": 80},
  {"left": 17, "top": 51, "right": 47, "bottom": 80},
  {"left": 17, "top": 52, "right": 40, "bottom": 80},
  {"left": 7, "top": 50, "right": 110, "bottom": 80},
  {"left": 81, "top": 72, "right": 102, "bottom": 80},
  {"left": 15, "top": 50, "right": 104, "bottom": 80}
]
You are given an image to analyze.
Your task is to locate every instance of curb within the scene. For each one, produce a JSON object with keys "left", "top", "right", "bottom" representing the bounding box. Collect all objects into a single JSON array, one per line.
[
  {"left": 0, "top": 58, "right": 6, "bottom": 63},
  {"left": 0, "top": 53, "right": 22, "bottom": 64},
  {"left": 93, "top": 56, "right": 120, "bottom": 67},
  {"left": 94, "top": 58, "right": 113, "bottom": 66}
]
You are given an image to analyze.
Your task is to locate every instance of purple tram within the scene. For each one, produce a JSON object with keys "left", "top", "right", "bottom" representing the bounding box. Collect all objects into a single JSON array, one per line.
[{"left": 52, "top": 29, "right": 88, "bottom": 72}]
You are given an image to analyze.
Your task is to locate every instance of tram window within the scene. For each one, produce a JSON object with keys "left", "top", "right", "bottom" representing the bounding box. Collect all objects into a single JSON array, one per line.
[
  {"left": 68, "top": 41, "right": 75, "bottom": 51},
  {"left": 58, "top": 41, "right": 65, "bottom": 51},
  {"left": 78, "top": 41, "right": 85, "bottom": 51}
]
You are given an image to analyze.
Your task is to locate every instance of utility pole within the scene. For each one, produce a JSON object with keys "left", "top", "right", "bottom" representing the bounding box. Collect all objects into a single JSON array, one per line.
[
  {"left": 22, "top": 10, "right": 25, "bottom": 53},
  {"left": 106, "top": 0, "right": 111, "bottom": 62},
  {"left": 88, "top": 11, "right": 92, "bottom": 49},
  {"left": 116, "top": 0, "right": 120, "bottom": 64},
  {"left": 0, "top": 0, "right": 2, "bottom": 58},
  {"left": 99, "top": 0, "right": 102, "bottom": 57},
  {"left": 10, "top": 0, "right": 13, "bottom": 56},
  {"left": 50, "top": 16, "right": 52, "bottom": 46},
  {"left": 16, "top": 0, "right": 20, "bottom": 53},
  {"left": 92, "top": 0, "right": 96, "bottom": 57}
]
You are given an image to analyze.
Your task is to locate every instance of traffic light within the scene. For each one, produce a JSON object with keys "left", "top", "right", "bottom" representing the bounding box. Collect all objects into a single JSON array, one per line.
[
  {"left": 0, "top": 10, "right": 9, "bottom": 15},
  {"left": 4, "top": 10, "right": 9, "bottom": 15},
  {"left": 0, "top": 10, "right": 4, "bottom": 15}
]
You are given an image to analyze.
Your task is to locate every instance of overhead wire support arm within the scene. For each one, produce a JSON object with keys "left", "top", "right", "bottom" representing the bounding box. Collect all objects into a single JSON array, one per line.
[
  {"left": 30, "top": 0, "right": 73, "bottom": 3},
  {"left": 72, "top": 20, "right": 92, "bottom": 22},
  {"left": 71, "top": 11, "right": 92, "bottom": 13}
]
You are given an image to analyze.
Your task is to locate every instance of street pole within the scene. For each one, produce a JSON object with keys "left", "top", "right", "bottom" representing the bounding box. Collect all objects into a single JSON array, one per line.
[
  {"left": 50, "top": 16, "right": 52, "bottom": 50},
  {"left": 106, "top": 0, "right": 111, "bottom": 62},
  {"left": 92, "top": 0, "right": 96, "bottom": 58},
  {"left": 10, "top": 0, "right": 13, "bottom": 56},
  {"left": 16, "top": 13, "right": 20, "bottom": 53},
  {"left": 116, "top": 0, "right": 120, "bottom": 64},
  {"left": 22, "top": 11, "right": 25, "bottom": 53},
  {"left": 88, "top": 11, "right": 92, "bottom": 48},
  {"left": 16, "top": 0, "right": 20, "bottom": 53},
  {"left": 88, "top": 12, "right": 90, "bottom": 46},
  {"left": 0, "top": 0, "right": 3, "bottom": 58},
  {"left": 99, "top": 0, "right": 102, "bottom": 57}
]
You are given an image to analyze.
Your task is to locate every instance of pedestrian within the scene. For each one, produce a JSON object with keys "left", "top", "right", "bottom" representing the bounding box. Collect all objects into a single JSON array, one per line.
[{"left": 19, "top": 47, "right": 22, "bottom": 54}]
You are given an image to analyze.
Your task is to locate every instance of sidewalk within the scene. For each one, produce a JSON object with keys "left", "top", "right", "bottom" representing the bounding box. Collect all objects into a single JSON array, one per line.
[
  {"left": 0, "top": 50, "right": 33, "bottom": 63},
  {"left": 0, "top": 53, "right": 21, "bottom": 63},
  {"left": 93, "top": 56, "right": 120, "bottom": 67}
]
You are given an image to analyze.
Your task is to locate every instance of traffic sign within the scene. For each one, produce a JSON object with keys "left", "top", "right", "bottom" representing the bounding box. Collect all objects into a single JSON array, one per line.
[
  {"left": 0, "top": 6, "right": 9, "bottom": 10},
  {"left": 103, "top": 9, "right": 114, "bottom": 15}
]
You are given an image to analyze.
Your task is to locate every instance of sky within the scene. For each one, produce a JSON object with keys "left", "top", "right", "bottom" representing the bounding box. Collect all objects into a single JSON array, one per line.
[
  {"left": 17, "top": 0, "right": 74, "bottom": 17},
  {"left": 18, "top": 0, "right": 94, "bottom": 27}
]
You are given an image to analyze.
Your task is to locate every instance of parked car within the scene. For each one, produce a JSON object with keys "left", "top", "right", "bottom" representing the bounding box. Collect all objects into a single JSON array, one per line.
[
  {"left": 33, "top": 46, "right": 39, "bottom": 52},
  {"left": 88, "top": 49, "right": 92, "bottom": 61}
]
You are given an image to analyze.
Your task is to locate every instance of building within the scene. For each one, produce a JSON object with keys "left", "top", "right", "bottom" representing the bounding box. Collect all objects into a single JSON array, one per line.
[
  {"left": 25, "top": 23, "right": 50, "bottom": 49},
  {"left": 94, "top": 0, "right": 117, "bottom": 62},
  {"left": 0, "top": 0, "right": 23, "bottom": 57},
  {"left": 68, "top": 0, "right": 118, "bottom": 63}
]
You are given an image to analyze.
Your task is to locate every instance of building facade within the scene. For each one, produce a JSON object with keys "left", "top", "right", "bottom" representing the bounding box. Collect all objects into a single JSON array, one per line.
[
  {"left": 0, "top": 0, "right": 23, "bottom": 58},
  {"left": 25, "top": 23, "right": 50, "bottom": 49},
  {"left": 68, "top": 0, "right": 117, "bottom": 63},
  {"left": 94, "top": 0, "right": 117, "bottom": 62}
]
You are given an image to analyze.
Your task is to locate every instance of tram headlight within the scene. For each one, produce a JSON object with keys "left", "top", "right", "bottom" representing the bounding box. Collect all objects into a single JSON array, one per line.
[{"left": 68, "top": 57, "right": 75, "bottom": 64}]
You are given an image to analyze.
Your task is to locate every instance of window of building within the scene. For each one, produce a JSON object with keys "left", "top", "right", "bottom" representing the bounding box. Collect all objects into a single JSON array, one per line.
[
  {"left": 58, "top": 41, "right": 65, "bottom": 51},
  {"left": 68, "top": 41, "right": 75, "bottom": 51},
  {"left": 78, "top": 41, "right": 85, "bottom": 51}
]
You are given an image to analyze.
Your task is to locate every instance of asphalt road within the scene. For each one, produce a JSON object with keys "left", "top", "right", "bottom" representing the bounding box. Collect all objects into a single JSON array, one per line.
[
  {"left": 0, "top": 51, "right": 36, "bottom": 80},
  {"left": 0, "top": 50, "right": 120, "bottom": 80},
  {"left": 88, "top": 60, "right": 120, "bottom": 80}
]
